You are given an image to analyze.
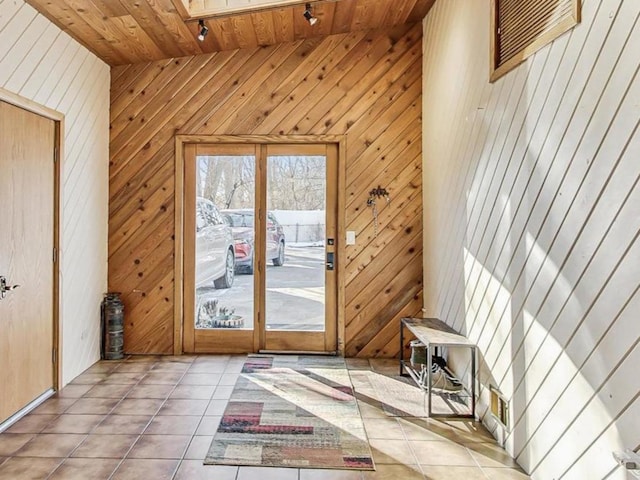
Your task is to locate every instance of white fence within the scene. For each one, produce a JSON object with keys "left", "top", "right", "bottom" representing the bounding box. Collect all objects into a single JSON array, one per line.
[{"left": 271, "top": 210, "right": 326, "bottom": 244}]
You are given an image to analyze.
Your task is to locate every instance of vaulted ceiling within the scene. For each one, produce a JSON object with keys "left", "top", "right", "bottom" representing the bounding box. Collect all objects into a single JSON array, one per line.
[{"left": 25, "top": 0, "right": 434, "bottom": 66}]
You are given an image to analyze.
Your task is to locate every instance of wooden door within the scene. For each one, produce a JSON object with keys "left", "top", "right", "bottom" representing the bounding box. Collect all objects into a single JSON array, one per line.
[
  {"left": 0, "top": 100, "right": 56, "bottom": 424},
  {"left": 262, "top": 144, "right": 338, "bottom": 353},
  {"left": 182, "top": 142, "right": 338, "bottom": 354}
]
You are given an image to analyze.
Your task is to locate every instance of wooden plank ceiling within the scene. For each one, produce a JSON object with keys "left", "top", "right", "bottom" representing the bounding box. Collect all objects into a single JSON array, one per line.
[{"left": 25, "top": 0, "right": 435, "bottom": 66}]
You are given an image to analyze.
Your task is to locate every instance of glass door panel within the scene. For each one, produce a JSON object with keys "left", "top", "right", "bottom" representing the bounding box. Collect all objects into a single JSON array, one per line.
[
  {"left": 184, "top": 144, "right": 257, "bottom": 353},
  {"left": 263, "top": 144, "right": 337, "bottom": 352},
  {"left": 265, "top": 154, "right": 326, "bottom": 332}
]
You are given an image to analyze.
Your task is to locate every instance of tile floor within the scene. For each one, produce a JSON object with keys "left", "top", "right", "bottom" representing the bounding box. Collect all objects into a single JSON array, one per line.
[{"left": 0, "top": 355, "right": 530, "bottom": 479}]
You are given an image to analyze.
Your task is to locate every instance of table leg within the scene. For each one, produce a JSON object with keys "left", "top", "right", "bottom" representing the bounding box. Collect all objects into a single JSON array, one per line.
[{"left": 399, "top": 321, "right": 404, "bottom": 376}]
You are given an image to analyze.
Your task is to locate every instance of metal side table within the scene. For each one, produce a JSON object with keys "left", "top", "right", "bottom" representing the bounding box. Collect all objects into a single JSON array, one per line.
[{"left": 400, "top": 317, "right": 477, "bottom": 418}]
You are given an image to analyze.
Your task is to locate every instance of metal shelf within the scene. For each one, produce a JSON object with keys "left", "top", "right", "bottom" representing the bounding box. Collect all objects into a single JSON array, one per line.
[{"left": 400, "top": 318, "right": 477, "bottom": 419}]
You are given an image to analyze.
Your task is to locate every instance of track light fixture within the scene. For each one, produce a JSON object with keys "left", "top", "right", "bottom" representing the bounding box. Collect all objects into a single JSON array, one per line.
[
  {"left": 303, "top": 3, "right": 318, "bottom": 26},
  {"left": 197, "top": 19, "right": 208, "bottom": 41}
]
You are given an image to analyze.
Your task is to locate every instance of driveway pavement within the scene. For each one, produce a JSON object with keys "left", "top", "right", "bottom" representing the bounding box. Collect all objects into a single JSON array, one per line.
[{"left": 196, "top": 245, "right": 325, "bottom": 331}]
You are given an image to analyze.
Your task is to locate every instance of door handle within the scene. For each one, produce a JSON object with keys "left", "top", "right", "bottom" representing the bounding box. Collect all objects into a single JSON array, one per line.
[
  {"left": 0, "top": 276, "right": 20, "bottom": 300},
  {"left": 326, "top": 252, "right": 334, "bottom": 271}
]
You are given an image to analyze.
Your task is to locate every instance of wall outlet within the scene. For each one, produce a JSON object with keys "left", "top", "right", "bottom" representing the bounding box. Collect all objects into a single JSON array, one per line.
[{"left": 346, "top": 231, "right": 356, "bottom": 245}]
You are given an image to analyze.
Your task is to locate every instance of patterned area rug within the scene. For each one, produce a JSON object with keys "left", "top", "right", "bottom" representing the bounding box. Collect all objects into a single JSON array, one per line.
[{"left": 204, "top": 355, "right": 374, "bottom": 470}]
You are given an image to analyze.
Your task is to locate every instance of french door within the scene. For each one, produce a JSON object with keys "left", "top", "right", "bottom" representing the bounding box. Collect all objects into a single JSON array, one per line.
[{"left": 182, "top": 143, "right": 337, "bottom": 353}]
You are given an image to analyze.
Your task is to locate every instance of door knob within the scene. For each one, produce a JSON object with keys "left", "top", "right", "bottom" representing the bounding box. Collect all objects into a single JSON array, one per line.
[{"left": 0, "top": 276, "right": 20, "bottom": 300}]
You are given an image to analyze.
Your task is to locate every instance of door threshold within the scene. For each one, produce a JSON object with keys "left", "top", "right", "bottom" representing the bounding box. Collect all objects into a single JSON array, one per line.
[
  {"left": 0, "top": 389, "right": 55, "bottom": 433},
  {"left": 258, "top": 350, "right": 338, "bottom": 356}
]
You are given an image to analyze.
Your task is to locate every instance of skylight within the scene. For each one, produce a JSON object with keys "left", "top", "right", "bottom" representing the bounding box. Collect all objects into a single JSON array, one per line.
[{"left": 182, "top": 0, "right": 311, "bottom": 17}]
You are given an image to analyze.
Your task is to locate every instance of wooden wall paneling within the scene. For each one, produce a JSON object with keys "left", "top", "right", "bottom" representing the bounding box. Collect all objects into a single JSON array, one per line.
[
  {"left": 271, "top": 7, "right": 295, "bottom": 43},
  {"left": 285, "top": 30, "right": 418, "bottom": 136},
  {"left": 209, "top": 39, "right": 325, "bottom": 134},
  {"left": 331, "top": 0, "right": 357, "bottom": 34},
  {"left": 109, "top": 26, "right": 423, "bottom": 356},
  {"left": 220, "top": 32, "right": 367, "bottom": 135},
  {"left": 110, "top": 63, "right": 153, "bottom": 100}
]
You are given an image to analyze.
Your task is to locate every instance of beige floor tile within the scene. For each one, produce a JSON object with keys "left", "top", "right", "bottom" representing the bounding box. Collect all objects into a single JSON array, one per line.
[
  {"left": 127, "top": 434, "right": 191, "bottom": 459},
  {"left": 5, "top": 415, "right": 57, "bottom": 434},
  {"left": 467, "top": 443, "right": 520, "bottom": 468},
  {"left": 180, "top": 373, "right": 223, "bottom": 386},
  {"left": 398, "top": 418, "right": 455, "bottom": 442},
  {"left": 299, "top": 469, "right": 364, "bottom": 479},
  {"left": 112, "top": 399, "right": 164, "bottom": 416},
  {"left": 184, "top": 435, "right": 213, "bottom": 459},
  {"left": 70, "top": 373, "right": 109, "bottom": 385},
  {"left": 482, "top": 467, "right": 531, "bottom": 479},
  {"left": 124, "top": 356, "right": 163, "bottom": 363},
  {"left": 102, "top": 373, "right": 146, "bottom": 385},
  {"left": 0, "top": 434, "right": 35, "bottom": 456},
  {"left": 0, "top": 456, "right": 63, "bottom": 480},
  {"left": 174, "top": 461, "right": 238, "bottom": 480},
  {"left": 111, "top": 458, "right": 179, "bottom": 480},
  {"left": 141, "top": 372, "right": 184, "bottom": 385},
  {"left": 411, "top": 440, "right": 476, "bottom": 467},
  {"left": 93, "top": 415, "right": 152, "bottom": 435},
  {"left": 362, "top": 463, "right": 424, "bottom": 479},
  {"left": 53, "top": 384, "right": 94, "bottom": 398},
  {"left": 212, "top": 385, "right": 235, "bottom": 399},
  {"left": 65, "top": 398, "right": 119, "bottom": 415},
  {"left": 84, "top": 384, "right": 132, "bottom": 399},
  {"left": 422, "top": 465, "right": 489, "bottom": 479},
  {"left": 0, "top": 355, "right": 525, "bottom": 480},
  {"left": 219, "top": 374, "right": 240, "bottom": 385},
  {"left": 125, "top": 384, "right": 174, "bottom": 399},
  {"left": 152, "top": 362, "right": 191, "bottom": 373},
  {"left": 205, "top": 399, "right": 229, "bottom": 416},
  {"left": 42, "top": 414, "right": 105, "bottom": 434},
  {"left": 14, "top": 433, "right": 86, "bottom": 457},
  {"left": 195, "top": 416, "right": 222, "bottom": 435},
  {"left": 170, "top": 385, "right": 216, "bottom": 400},
  {"left": 346, "top": 358, "right": 372, "bottom": 370},
  {"left": 237, "top": 466, "right": 299, "bottom": 480},
  {"left": 82, "top": 362, "right": 121, "bottom": 374},
  {"left": 143, "top": 415, "right": 202, "bottom": 435},
  {"left": 188, "top": 363, "right": 228, "bottom": 373},
  {"left": 71, "top": 434, "right": 138, "bottom": 458},
  {"left": 49, "top": 458, "right": 120, "bottom": 479},
  {"left": 115, "top": 362, "right": 156, "bottom": 373},
  {"left": 30, "top": 398, "right": 77, "bottom": 415},
  {"left": 363, "top": 418, "right": 405, "bottom": 440},
  {"left": 158, "top": 399, "right": 209, "bottom": 416},
  {"left": 369, "top": 439, "right": 418, "bottom": 465}
]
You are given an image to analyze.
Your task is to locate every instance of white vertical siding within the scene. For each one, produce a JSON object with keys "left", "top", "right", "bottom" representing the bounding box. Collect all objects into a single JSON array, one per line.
[
  {"left": 0, "top": 0, "right": 110, "bottom": 385},
  {"left": 422, "top": 0, "right": 639, "bottom": 479}
]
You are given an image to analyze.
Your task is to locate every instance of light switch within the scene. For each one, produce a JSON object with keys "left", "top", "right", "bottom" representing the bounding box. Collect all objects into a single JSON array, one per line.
[{"left": 346, "top": 231, "right": 356, "bottom": 245}]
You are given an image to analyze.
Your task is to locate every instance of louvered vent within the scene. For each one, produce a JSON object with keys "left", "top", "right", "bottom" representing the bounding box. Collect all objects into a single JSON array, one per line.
[{"left": 491, "top": 0, "right": 580, "bottom": 81}]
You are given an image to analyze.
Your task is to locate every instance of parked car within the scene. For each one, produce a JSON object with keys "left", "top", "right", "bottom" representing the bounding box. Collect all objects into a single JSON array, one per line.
[
  {"left": 195, "top": 197, "right": 235, "bottom": 289},
  {"left": 221, "top": 209, "right": 286, "bottom": 274}
]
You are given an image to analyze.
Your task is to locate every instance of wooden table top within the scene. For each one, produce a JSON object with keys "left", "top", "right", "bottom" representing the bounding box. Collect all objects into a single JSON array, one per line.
[{"left": 402, "top": 318, "right": 475, "bottom": 348}]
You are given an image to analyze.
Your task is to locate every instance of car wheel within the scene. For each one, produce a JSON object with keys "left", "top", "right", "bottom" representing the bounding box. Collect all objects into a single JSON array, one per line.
[
  {"left": 272, "top": 241, "right": 285, "bottom": 266},
  {"left": 214, "top": 249, "right": 235, "bottom": 288}
]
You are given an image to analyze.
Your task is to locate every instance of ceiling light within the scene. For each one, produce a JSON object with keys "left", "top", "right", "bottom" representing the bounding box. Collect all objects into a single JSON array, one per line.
[
  {"left": 303, "top": 3, "right": 318, "bottom": 26},
  {"left": 197, "top": 19, "right": 208, "bottom": 41}
]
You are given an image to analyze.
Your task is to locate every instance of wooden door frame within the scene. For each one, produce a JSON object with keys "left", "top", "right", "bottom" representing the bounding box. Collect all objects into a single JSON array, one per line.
[
  {"left": 174, "top": 134, "right": 347, "bottom": 356},
  {"left": 0, "top": 88, "right": 63, "bottom": 391}
]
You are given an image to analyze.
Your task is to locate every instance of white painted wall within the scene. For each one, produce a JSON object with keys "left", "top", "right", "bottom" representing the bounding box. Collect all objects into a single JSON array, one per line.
[
  {"left": 1, "top": 0, "right": 110, "bottom": 385},
  {"left": 422, "top": 0, "right": 639, "bottom": 479}
]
